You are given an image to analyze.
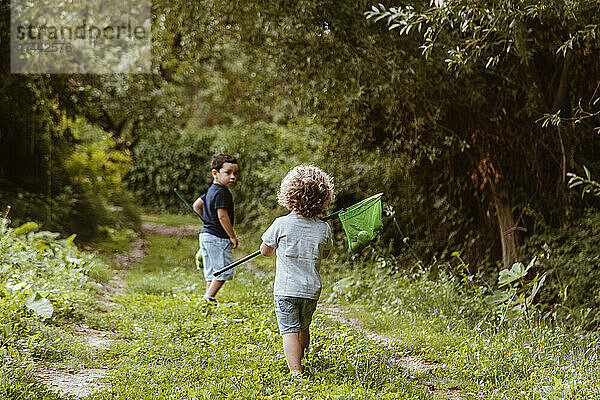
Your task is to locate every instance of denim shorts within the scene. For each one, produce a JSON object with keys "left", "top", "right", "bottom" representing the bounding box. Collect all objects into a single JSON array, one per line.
[
  {"left": 199, "top": 233, "right": 234, "bottom": 281},
  {"left": 274, "top": 296, "right": 318, "bottom": 335}
]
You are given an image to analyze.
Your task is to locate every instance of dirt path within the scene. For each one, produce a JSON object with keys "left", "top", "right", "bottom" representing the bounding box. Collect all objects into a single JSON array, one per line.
[
  {"left": 34, "top": 231, "right": 156, "bottom": 397},
  {"left": 140, "top": 221, "right": 201, "bottom": 237},
  {"left": 36, "top": 219, "right": 205, "bottom": 398},
  {"left": 317, "top": 302, "right": 461, "bottom": 400}
]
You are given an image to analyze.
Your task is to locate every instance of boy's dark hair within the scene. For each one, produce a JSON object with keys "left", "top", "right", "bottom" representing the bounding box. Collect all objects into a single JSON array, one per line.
[{"left": 211, "top": 154, "right": 238, "bottom": 171}]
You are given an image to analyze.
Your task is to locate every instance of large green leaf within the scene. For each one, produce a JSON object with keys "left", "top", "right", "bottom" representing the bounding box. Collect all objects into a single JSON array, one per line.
[
  {"left": 484, "top": 290, "right": 510, "bottom": 306},
  {"left": 25, "top": 292, "right": 54, "bottom": 319},
  {"left": 13, "top": 222, "right": 39, "bottom": 235},
  {"left": 498, "top": 259, "right": 533, "bottom": 287}
]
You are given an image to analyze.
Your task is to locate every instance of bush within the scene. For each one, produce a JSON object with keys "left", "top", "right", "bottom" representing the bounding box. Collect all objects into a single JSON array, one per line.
[
  {"left": 0, "top": 118, "right": 140, "bottom": 242},
  {"left": 521, "top": 210, "right": 600, "bottom": 327},
  {"left": 126, "top": 129, "right": 215, "bottom": 212},
  {"left": 2, "top": 186, "right": 140, "bottom": 243},
  {"left": 125, "top": 120, "right": 332, "bottom": 230}
]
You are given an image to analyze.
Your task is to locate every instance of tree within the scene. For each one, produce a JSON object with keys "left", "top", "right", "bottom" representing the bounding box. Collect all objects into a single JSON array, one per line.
[
  {"left": 365, "top": 0, "right": 600, "bottom": 266},
  {"left": 213, "top": 0, "right": 600, "bottom": 268}
]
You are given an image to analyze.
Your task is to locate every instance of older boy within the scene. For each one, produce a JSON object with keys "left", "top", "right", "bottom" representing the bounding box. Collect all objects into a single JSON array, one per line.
[
  {"left": 260, "top": 165, "right": 334, "bottom": 376},
  {"left": 193, "top": 154, "right": 239, "bottom": 303}
]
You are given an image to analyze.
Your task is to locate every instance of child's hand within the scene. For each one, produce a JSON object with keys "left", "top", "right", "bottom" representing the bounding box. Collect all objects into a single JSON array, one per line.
[
  {"left": 260, "top": 242, "right": 276, "bottom": 257},
  {"left": 229, "top": 237, "right": 239, "bottom": 249}
]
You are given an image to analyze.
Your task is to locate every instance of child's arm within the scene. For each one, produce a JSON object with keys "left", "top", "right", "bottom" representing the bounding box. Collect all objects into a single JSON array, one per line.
[
  {"left": 216, "top": 208, "right": 238, "bottom": 248},
  {"left": 260, "top": 242, "right": 276, "bottom": 257},
  {"left": 192, "top": 197, "right": 204, "bottom": 219},
  {"left": 322, "top": 223, "right": 333, "bottom": 259}
]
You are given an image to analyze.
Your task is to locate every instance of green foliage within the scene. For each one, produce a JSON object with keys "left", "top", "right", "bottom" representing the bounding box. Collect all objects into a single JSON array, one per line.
[
  {"left": 0, "top": 217, "right": 112, "bottom": 353},
  {"left": 567, "top": 166, "right": 600, "bottom": 199},
  {"left": 4, "top": 186, "right": 140, "bottom": 243},
  {"left": 323, "top": 260, "right": 600, "bottom": 399},
  {"left": 126, "top": 119, "right": 332, "bottom": 232},
  {"left": 521, "top": 211, "right": 600, "bottom": 328},
  {"left": 1, "top": 115, "right": 140, "bottom": 241},
  {"left": 125, "top": 129, "right": 215, "bottom": 212},
  {"left": 484, "top": 257, "right": 547, "bottom": 327},
  {"left": 227, "top": 0, "right": 600, "bottom": 270}
]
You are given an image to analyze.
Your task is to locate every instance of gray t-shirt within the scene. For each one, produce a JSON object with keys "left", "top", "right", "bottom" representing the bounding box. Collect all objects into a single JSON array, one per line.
[{"left": 261, "top": 212, "right": 333, "bottom": 300}]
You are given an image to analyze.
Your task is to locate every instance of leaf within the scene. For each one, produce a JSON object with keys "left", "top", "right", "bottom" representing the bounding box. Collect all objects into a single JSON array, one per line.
[
  {"left": 25, "top": 292, "right": 54, "bottom": 318},
  {"left": 527, "top": 273, "right": 547, "bottom": 303},
  {"left": 64, "top": 233, "right": 77, "bottom": 246},
  {"left": 484, "top": 290, "right": 509, "bottom": 305},
  {"left": 5, "top": 281, "right": 30, "bottom": 291},
  {"left": 13, "top": 222, "right": 39, "bottom": 235},
  {"left": 498, "top": 262, "right": 528, "bottom": 287},
  {"left": 526, "top": 256, "right": 537, "bottom": 272}
]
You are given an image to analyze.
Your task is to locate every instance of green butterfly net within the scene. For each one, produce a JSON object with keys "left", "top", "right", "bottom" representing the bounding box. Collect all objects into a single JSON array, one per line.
[{"left": 339, "top": 193, "right": 383, "bottom": 254}]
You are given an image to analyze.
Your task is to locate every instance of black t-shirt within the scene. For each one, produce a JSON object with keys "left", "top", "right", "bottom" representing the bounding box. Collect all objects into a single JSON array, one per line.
[{"left": 200, "top": 183, "right": 234, "bottom": 239}]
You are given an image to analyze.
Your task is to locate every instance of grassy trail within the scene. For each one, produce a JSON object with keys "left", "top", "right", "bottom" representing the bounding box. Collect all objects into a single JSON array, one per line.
[
  {"left": 28, "top": 221, "right": 434, "bottom": 399},
  {"left": 9, "top": 215, "right": 599, "bottom": 399}
]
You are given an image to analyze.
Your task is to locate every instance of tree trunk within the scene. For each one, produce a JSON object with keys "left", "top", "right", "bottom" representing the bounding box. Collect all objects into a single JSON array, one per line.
[{"left": 491, "top": 184, "right": 519, "bottom": 269}]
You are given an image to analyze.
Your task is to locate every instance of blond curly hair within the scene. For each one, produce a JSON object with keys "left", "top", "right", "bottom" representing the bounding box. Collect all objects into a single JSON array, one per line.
[{"left": 277, "top": 165, "right": 335, "bottom": 218}]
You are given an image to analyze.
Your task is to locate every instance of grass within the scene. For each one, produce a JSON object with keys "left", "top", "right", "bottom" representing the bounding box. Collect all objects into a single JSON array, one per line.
[
  {"left": 324, "top": 271, "right": 600, "bottom": 399},
  {"left": 3, "top": 228, "right": 431, "bottom": 399},
  {"left": 141, "top": 213, "right": 202, "bottom": 226},
  {"left": 86, "top": 234, "right": 430, "bottom": 399},
  {"left": 5, "top": 215, "right": 600, "bottom": 399}
]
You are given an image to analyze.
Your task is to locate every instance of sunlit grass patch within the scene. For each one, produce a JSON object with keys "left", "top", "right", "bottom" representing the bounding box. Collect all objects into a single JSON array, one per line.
[
  {"left": 125, "top": 234, "right": 201, "bottom": 294},
  {"left": 142, "top": 213, "right": 202, "bottom": 226},
  {"left": 87, "top": 233, "right": 431, "bottom": 399},
  {"left": 338, "top": 272, "right": 600, "bottom": 399}
]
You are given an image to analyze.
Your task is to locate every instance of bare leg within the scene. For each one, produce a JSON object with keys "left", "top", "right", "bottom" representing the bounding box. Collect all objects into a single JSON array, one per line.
[
  {"left": 206, "top": 279, "right": 225, "bottom": 297},
  {"left": 205, "top": 281, "right": 212, "bottom": 293},
  {"left": 299, "top": 328, "right": 310, "bottom": 355},
  {"left": 282, "top": 332, "right": 303, "bottom": 374}
]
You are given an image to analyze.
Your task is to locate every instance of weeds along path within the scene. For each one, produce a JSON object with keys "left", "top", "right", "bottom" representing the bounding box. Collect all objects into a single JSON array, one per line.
[
  {"left": 248, "top": 261, "right": 462, "bottom": 400},
  {"left": 34, "top": 220, "right": 195, "bottom": 398},
  {"left": 316, "top": 303, "right": 461, "bottom": 400},
  {"left": 33, "top": 219, "right": 450, "bottom": 399}
]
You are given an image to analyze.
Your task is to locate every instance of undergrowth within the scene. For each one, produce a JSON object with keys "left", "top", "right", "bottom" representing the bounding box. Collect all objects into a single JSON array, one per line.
[
  {"left": 0, "top": 217, "right": 113, "bottom": 399},
  {"left": 322, "top": 261, "right": 600, "bottom": 399},
  {"left": 3, "top": 213, "right": 600, "bottom": 399}
]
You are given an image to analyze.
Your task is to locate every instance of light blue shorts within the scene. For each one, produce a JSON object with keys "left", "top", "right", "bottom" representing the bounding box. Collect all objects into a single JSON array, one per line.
[
  {"left": 274, "top": 296, "right": 318, "bottom": 335},
  {"left": 199, "top": 233, "right": 234, "bottom": 281}
]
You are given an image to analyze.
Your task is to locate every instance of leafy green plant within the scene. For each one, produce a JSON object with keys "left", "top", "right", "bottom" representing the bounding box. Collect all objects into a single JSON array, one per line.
[
  {"left": 567, "top": 166, "right": 600, "bottom": 198},
  {"left": 484, "top": 257, "right": 547, "bottom": 327},
  {"left": 521, "top": 211, "right": 600, "bottom": 328},
  {"left": 0, "top": 217, "right": 112, "bottom": 350}
]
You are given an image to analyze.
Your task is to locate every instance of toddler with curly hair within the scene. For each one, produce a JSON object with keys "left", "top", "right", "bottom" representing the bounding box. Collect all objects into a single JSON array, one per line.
[{"left": 260, "top": 165, "right": 335, "bottom": 376}]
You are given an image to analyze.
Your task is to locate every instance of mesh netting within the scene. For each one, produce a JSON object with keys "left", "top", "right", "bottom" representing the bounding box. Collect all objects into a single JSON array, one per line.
[{"left": 339, "top": 193, "right": 383, "bottom": 254}]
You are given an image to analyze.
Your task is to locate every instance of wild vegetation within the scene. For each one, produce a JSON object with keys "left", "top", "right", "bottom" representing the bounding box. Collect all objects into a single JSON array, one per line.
[
  {"left": 2, "top": 217, "right": 599, "bottom": 398},
  {"left": 2, "top": 0, "right": 600, "bottom": 397}
]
